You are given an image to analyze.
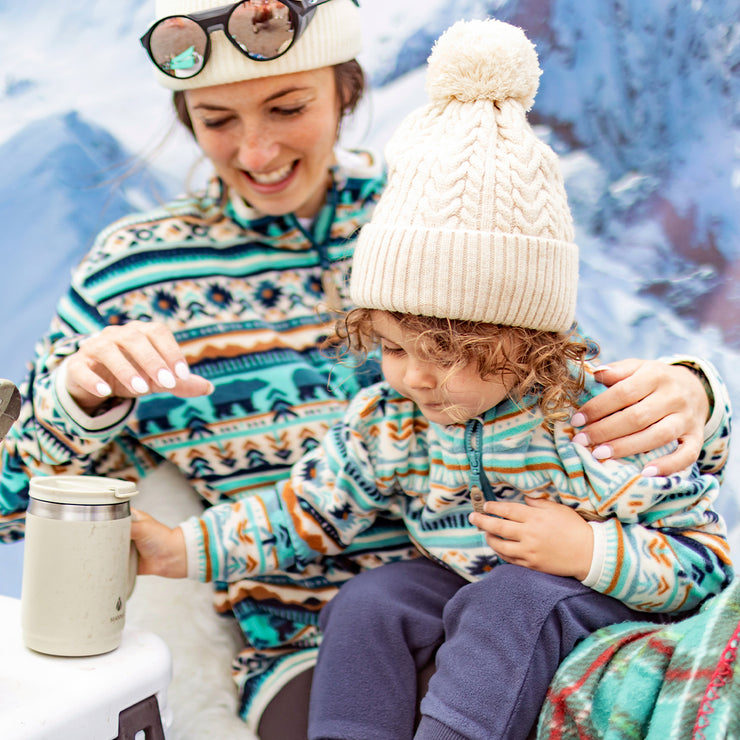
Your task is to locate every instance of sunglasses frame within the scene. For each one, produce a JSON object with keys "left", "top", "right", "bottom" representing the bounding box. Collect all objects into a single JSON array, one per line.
[{"left": 141, "top": 0, "right": 358, "bottom": 77}]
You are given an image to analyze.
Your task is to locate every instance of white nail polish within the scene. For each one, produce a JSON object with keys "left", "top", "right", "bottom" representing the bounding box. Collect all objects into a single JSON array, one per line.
[
  {"left": 131, "top": 376, "right": 149, "bottom": 394},
  {"left": 572, "top": 432, "right": 589, "bottom": 446},
  {"left": 95, "top": 381, "right": 112, "bottom": 397},
  {"left": 157, "top": 369, "right": 176, "bottom": 389},
  {"left": 175, "top": 362, "right": 190, "bottom": 380},
  {"left": 593, "top": 445, "right": 612, "bottom": 460},
  {"left": 641, "top": 465, "right": 659, "bottom": 477},
  {"left": 570, "top": 412, "right": 586, "bottom": 427}
]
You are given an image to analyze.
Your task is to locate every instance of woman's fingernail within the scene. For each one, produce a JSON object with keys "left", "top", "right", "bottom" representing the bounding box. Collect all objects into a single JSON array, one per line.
[
  {"left": 157, "top": 369, "right": 176, "bottom": 389},
  {"left": 571, "top": 412, "right": 587, "bottom": 427},
  {"left": 175, "top": 362, "right": 190, "bottom": 380},
  {"left": 131, "top": 376, "right": 149, "bottom": 394},
  {"left": 594, "top": 365, "right": 612, "bottom": 373},
  {"left": 641, "top": 465, "right": 660, "bottom": 477},
  {"left": 593, "top": 445, "right": 613, "bottom": 460},
  {"left": 95, "top": 381, "right": 112, "bottom": 397},
  {"left": 572, "top": 432, "right": 590, "bottom": 446}
]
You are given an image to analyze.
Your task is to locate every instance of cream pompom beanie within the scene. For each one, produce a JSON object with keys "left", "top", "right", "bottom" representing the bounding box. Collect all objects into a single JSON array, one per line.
[
  {"left": 149, "top": 0, "right": 362, "bottom": 90},
  {"left": 350, "top": 19, "right": 578, "bottom": 332}
]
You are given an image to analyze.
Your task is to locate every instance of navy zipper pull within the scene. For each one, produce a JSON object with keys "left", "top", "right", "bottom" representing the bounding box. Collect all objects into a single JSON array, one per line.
[
  {"left": 465, "top": 417, "right": 497, "bottom": 513},
  {"left": 465, "top": 419, "right": 486, "bottom": 513}
]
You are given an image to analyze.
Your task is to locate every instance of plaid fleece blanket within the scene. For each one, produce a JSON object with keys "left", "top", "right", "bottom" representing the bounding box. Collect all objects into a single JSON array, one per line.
[{"left": 537, "top": 577, "right": 740, "bottom": 739}]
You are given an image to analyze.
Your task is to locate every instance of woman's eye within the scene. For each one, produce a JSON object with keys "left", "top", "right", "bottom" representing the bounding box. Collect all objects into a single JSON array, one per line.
[
  {"left": 201, "top": 117, "right": 232, "bottom": 129},
  {"left": 272, "top": 105, "right": 306, "bottom": 117}
]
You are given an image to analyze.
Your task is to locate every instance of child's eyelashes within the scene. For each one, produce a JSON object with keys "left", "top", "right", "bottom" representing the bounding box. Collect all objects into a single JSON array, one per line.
[{"left": 381, "top": 344, "right": 405, "bottom": 357}]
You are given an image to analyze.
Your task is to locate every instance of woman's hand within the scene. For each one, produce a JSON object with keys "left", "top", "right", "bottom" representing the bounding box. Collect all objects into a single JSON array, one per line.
[
  {"left": 65, "top": 321, "right": 213, "bottom": 414},
  {"left": 131, "top": 508, "right": 188, "bottom": 578},
  {"left": 571, "top": 359, "right": 709, "bottom": 477},
  {"left": 470, "top": 498, "right": 593, "bottom": 580}
]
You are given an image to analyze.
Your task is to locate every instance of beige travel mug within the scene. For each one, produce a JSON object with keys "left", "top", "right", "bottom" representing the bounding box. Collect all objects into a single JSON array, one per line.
[{"left": 21, "top": 475, "right": 138, "bottom": 656}]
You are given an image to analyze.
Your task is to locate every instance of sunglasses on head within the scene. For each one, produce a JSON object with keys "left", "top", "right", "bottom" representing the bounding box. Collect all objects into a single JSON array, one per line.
[{"left": 141, "top": 0, "right": 358, "bottom": 79}]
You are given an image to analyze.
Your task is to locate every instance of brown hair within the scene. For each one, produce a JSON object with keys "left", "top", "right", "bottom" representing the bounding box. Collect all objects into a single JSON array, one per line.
[
  {"left": 172, "top": 59, "right": 366, "bottom": 136},
  {"left": 330, "top": 309, "right": 597, "bottom": 424}
]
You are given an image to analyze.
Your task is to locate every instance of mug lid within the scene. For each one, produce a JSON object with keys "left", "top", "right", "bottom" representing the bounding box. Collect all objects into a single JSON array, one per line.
[{"left": 29, "top": 475, "right": 138, "bottom": 506}]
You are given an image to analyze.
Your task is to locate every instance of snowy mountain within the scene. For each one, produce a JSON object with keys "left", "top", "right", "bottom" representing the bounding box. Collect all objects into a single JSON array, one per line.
[
  {"left": 0, "top": 0, "right": 738, "bottom": 548},
  {"left": 0, "top": 112, "right": 173, "bottom": 381}
]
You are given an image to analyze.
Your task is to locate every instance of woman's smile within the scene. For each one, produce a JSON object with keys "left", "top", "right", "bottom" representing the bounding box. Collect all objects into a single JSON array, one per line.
[{"left": 245, "top": 160, "right": 297, "bottom": 187}]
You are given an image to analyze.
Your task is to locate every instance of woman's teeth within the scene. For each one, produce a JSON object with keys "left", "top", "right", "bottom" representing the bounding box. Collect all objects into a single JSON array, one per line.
[{"left": 249, "top": 162, "right": 294, "bottom": 184}]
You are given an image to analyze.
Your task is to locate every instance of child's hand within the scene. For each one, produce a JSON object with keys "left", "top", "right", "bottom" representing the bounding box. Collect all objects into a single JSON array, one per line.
[
  {"left": 469, "top": 497, "right": 593, "bottom": 580},
  {"left": 131, "top": 508, "right": 188, "bottom": 578}
]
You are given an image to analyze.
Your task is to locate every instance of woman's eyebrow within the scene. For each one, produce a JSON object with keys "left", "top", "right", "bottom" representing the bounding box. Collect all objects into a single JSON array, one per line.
[{"left": 191, "top": 87, "right": 313, "bottom": 112}]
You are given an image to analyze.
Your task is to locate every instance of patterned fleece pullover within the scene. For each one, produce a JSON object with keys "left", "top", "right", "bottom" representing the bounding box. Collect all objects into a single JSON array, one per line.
[
  {"left": 182, "top": 373, "right": 733, "bottom": 614},
  {"left": 0, "top": 149, "right": 399, "bottom": 533}
]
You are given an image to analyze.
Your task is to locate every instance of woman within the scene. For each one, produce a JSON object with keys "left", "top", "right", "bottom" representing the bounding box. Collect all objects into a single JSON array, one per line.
[{"left": 0, "top": 0, "right": 731, "bottom": 735}]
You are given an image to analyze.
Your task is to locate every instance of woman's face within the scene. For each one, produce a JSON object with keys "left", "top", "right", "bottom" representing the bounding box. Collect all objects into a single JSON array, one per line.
[{"left": 185, "top": 67, "right": 341, "bottom": 219}]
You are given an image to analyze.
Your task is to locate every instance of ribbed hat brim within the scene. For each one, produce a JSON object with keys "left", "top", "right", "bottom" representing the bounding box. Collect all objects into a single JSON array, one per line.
[{"left": 350, "top": 224, "right": 579, "bottom": 332}]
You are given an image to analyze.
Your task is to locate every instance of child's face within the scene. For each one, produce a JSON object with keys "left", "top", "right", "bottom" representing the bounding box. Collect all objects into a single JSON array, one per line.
[{"left": 372, "top": 312, "right": 516, "bottom": 425}]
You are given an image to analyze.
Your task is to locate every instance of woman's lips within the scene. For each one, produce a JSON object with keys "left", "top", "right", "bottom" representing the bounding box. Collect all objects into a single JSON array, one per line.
[{"left": 244, "top": 160, "right": 297, "bottom": 190}]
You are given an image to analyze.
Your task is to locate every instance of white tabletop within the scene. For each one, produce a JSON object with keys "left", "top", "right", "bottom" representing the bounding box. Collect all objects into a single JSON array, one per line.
[{"left": 0, "top": 594, "right": 172, "bottom": 740}]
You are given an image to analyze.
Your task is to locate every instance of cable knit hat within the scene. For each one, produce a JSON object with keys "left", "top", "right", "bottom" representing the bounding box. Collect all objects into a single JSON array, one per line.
[
  {"left": 350, "top": 19, "right": 578, "bottom": 332},
  {"left": 148, "top": 0, "right": 362, "bottom": 90}
]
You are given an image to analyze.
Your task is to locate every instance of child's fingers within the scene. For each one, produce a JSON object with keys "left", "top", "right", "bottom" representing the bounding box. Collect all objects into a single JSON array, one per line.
[
  {"left": 481, "top": 500, "right": 530, "bottom": 522},
  {"left": 484, "top": 535, "right": 525, "bottom": 565},
  {"left": 469, "top": 511, "right": 521, "bottom": 541}
]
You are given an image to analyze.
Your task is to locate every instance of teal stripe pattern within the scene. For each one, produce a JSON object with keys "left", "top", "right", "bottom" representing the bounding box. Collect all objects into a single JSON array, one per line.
[{"left": 192, "top": 376, "right": 732, "bottom": 615}]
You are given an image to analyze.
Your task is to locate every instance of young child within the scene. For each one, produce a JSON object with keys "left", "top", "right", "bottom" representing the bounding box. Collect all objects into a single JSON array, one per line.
[{"left": 132, "top": 18, "right": 733, "bottom": 740}]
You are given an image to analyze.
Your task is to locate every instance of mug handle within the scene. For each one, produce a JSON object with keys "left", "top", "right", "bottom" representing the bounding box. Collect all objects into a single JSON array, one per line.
[{"left": 127, "top": 542, "right": 139, "bottom": 598}]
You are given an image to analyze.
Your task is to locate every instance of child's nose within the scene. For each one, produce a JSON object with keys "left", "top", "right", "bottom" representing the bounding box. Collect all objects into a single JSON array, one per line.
[{"left": 404, "top": 359, "right": 437, "bottom": 389}]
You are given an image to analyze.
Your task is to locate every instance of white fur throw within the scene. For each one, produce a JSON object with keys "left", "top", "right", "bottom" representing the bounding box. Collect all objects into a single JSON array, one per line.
[{"left": 126, "top": 463, "right": 258, "bottom": 740}]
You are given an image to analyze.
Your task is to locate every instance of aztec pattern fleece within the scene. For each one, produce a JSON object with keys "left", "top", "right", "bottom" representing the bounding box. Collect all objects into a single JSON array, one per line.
[
  {"left": 0, "top": 151, "right": 417, "bottom": 725},
  {"left": 182, "top": 376, "right": 733, "bottom": 614},
  {"left": 537, "top": 574, "right": 740, "bottom": 739}
]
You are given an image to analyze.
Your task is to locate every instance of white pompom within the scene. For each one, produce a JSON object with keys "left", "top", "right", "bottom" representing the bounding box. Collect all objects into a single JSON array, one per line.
[{"left": 425, "top": 19, "right": 541, "bottom": 111}]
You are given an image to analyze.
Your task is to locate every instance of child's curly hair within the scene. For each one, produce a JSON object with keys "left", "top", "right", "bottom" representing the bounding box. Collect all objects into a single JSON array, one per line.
[{"left": 328, "top": 309, "right": 597, "bottom": 425}]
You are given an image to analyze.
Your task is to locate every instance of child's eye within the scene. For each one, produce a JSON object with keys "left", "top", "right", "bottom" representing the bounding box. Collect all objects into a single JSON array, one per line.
[{"left": 381, "top": 344, "right": 405, "bottom": 356}]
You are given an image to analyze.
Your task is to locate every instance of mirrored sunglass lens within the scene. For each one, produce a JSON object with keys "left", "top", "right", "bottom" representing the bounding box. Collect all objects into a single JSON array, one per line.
[
  {"left": 149, "top": 17, "right": 208, "bottom": 78},
  {"left": 228, "top": 1, "right": 296, "bottom": 61}
]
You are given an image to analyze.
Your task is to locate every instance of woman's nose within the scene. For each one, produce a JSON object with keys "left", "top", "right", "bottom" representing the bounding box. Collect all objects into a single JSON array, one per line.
[{"left": 236, "top": 129, "right": 279, "bottom": 172}]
